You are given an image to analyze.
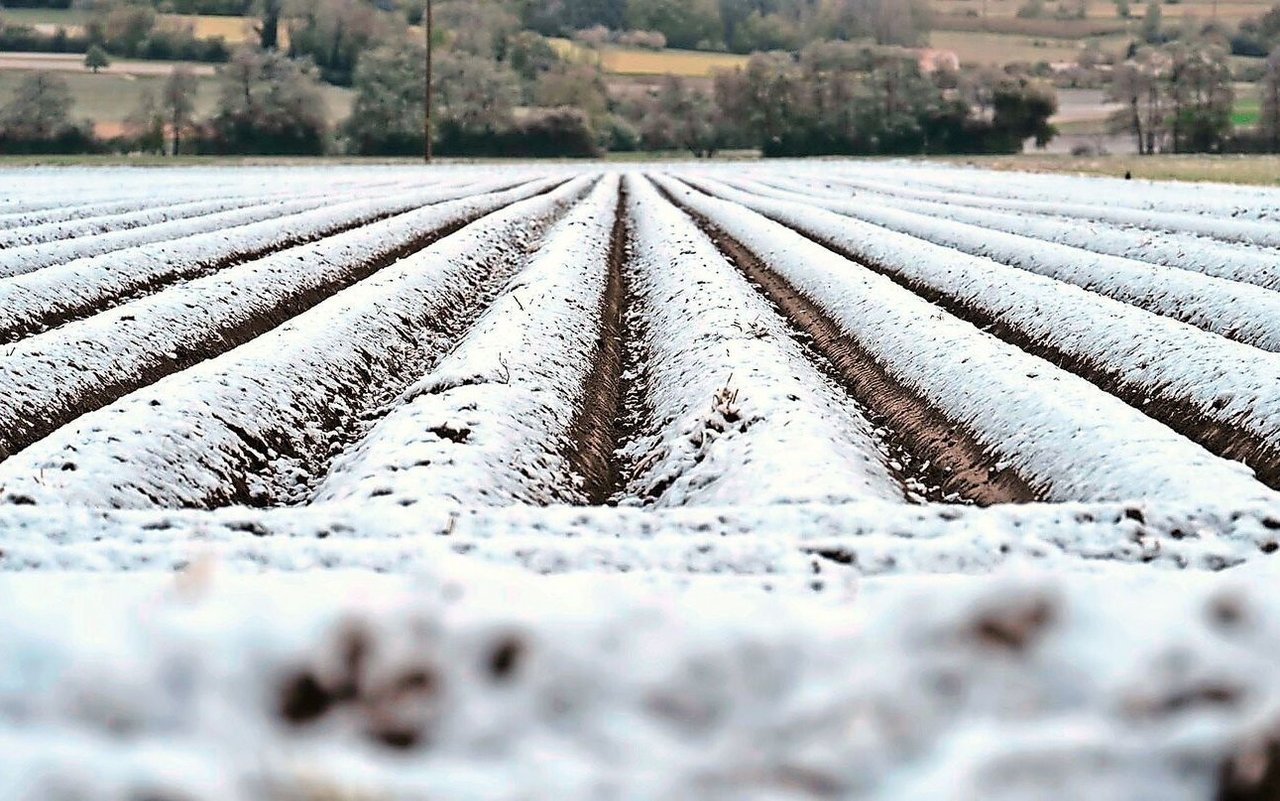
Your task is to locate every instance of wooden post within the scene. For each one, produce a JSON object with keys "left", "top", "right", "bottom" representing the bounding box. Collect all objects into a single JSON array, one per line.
[{"left": 424, "top": 0, "right": 434, "bottom": 163}]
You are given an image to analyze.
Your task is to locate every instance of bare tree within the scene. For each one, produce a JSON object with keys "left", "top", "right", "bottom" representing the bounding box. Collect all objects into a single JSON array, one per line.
[
  {"left": 0, "top": 71, "right": 75, "bottom": 140},
  {"left": 1262, "top": 45, "right": 1280, "bottom": 151},
  {"left": 211, "top": 48, "right": 329, "bottom": 155},
  {"left": 1165, "top": 42, "right": 1232, "bottom": 153},
  {"left": 127, "top": 88, "right": 165, "bottom": 154},
  {"left": 1109, "top": 42, "right": 1232, "bottom": 155},
  {"left": 1109, "top": 48, "right": 1165, "bottom": 154},
  {"left": 161, "top": 66, "right": 198, "bottom": 155}
]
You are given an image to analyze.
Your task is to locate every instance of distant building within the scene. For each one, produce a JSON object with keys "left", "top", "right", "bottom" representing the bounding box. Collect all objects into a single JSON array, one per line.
[{"left": 916, "top": 49, "right": 960, "bottom": 73}]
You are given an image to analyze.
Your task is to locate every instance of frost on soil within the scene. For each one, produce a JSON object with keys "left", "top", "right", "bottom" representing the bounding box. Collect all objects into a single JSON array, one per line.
[{"left": 3, "top": 162, "right": 1280, "bottom": 801}]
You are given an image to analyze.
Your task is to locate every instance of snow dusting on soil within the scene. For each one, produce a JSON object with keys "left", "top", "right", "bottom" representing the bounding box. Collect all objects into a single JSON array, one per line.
[{"left": 3, "top": 161, "right": 1280, "bottom": 800}]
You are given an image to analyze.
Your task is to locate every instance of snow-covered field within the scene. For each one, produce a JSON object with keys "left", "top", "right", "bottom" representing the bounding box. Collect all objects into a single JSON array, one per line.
[{"left": 4, "top": 161, "right": 1280, "bottom": 800}]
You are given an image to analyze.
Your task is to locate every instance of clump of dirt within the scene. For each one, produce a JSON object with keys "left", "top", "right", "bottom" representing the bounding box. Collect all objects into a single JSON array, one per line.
[
  {"left": 968, "top": 595, "right": 1056, "bottom": 653},
  {"left": 1217, "top": 736, "right": 1280, "bottom": 801}
]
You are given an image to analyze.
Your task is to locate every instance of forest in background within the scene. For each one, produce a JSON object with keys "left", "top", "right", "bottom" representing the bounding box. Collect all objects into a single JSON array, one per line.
[{"left": 0, "top": 0, "right": 1275, "bottom": 156}]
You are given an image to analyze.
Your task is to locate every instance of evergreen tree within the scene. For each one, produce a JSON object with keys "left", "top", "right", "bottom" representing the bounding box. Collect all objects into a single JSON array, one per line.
[{"left": 84, "top": 44, "right": 110, "bottom": 73}]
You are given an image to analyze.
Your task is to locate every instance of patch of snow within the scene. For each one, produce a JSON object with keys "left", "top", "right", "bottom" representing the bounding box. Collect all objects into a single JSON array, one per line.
[
  {"left": 0, "top": 178, "right": 593, "bottom": 510},
  {"left": 618, "top": 174, "right": 903, "bottom": 507},
  {"left": 652, "top": 173, "right": 1272, "bottom": 505}
]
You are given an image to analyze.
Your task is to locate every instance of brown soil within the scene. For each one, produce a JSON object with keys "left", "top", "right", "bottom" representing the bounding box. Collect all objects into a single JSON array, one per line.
[
  {"left": 771, "top": 212, "right": 1280, "bottom": 492},
  {"left": 564, "top": 182, "right": 630, "bottom": 504},
  {"left": 0, "top": 182, "right": 565, "bottom": 465},
  {"left": 234, "top": 187, "right": 585, "bottom": 508},
  {"left": 0, "top": 180, "right": 533, "bottom": 346},
  {"left": 662, "top": 184, "right": 1040, "bottom": 506}
]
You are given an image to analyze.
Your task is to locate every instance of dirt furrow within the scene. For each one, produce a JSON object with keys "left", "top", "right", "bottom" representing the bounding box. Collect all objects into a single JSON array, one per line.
[
  {"left": 313, "top": 176, "right": 624, "bottom": 508},
  {"left": 606, "top": 207, "right": 652, "bottom": 507},
  {"left": 613, "top": 175, "right": 905, "bottom": 508},
  {"left": 0, "top": 179, "right": 510, "bottom": 346},
  {"left": 0, "top": 194, "right": 283, "bottom": 253},
  {"left": 564, "top": 182, "right": 630, "bottom": 504},
  {"left": 0, "top": 179, "right": 285, "bottom": 230},
  {"left": 0, "top": 178, "right": 594, "bottom": 509},
  {"left": 0, "top": 179, "right": 562, "bottom": 467},
  {"left": 812, "top": 171, "right": 1280, "bottom": 248},
  {"left": 0, "top": 194, "right": 332, "bottom": 279},
  {"left": 753, "top": 174, "right": 1280, "bottom": 293},
  {"left": 686, "top": 176, "right": 1280, "bottom": 493},
  {"left": 816, "top": 161, "right": 1280, "bottom": 220},
  {"left": 729, "top": 175, "right": 1280, "bottom": 354},
  {"left": 658, "top": 184, "right": 1031, "bottom": 506},
  {"left": 653, "top": 174, "right": 1273, "bottom": 506}
]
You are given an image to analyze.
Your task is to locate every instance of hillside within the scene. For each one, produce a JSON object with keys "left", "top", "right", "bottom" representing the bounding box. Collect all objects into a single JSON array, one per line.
[{"left": 0, "top": 0, "right": 1275, "bottom": 156}]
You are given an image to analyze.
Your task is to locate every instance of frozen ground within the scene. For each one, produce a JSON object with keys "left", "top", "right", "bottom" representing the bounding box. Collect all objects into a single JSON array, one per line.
[{"left": 3, "top": 161, "right": 1280, "bottom": 800}]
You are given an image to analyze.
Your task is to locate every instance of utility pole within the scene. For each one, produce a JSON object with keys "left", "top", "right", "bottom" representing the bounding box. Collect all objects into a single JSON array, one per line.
[{"left": 424, "top": 0, "right": 434, "bottom": 163}]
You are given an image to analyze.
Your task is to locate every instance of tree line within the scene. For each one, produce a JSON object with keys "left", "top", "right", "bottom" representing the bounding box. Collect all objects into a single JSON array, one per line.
[
  {"left": 1099, "top": 1, "right": 1280, "bottom": 154},
  {"left": 8, "top": 0, "right": 1280, "bottom": 157},
  {"left": 0, "top": 3, "right": 232, "bottom": 62},
  {"left": 519, "top": 0, "right": 932, "bottom": 52},
  {"left": 711, "top": 44, "right": 1055, "bottom": 156},
  {"left": 0, "top": 0, "right": 1059, "bottom": 158},
  {"left": 3, "top": 0, "right": 934, "bottom": 58},
  {"left": 1108, "top": 40, "right": 1234, "bottom": 154},
  {"left": 0, "top": 44, "right": 1058, "bottom": 157},
  {"left": 0, "top": 49, "right": 325, "bottom": 155}
]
